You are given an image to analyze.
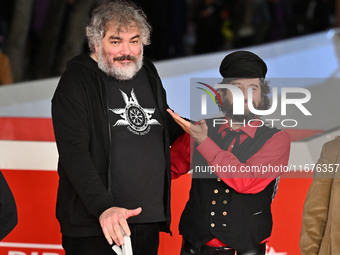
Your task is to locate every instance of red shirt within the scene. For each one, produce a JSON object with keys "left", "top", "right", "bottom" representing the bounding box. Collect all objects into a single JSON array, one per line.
[{"left": 170, "top": 120, "right": 291, "bottom": 246}]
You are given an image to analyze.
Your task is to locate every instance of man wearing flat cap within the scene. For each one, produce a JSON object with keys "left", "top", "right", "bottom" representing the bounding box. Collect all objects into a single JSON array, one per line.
[{"left": 168, "top": 51, "right": 291, "bottom": 255}]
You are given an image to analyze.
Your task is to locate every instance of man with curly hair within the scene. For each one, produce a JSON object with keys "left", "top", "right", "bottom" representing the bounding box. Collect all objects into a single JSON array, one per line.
[{"left": 169, "top": 51, "right": 291, "bottom": 255}]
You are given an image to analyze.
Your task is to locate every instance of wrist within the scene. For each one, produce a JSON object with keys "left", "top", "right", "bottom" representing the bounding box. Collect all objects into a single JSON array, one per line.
[{"left": 195, "top": 135, "right": 207, "bottom": 144}]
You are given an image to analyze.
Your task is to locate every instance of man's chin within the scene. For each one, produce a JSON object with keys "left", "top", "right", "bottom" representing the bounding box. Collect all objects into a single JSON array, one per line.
[{"left": 113, "top": 65, "right": 140, "bottom": 80}]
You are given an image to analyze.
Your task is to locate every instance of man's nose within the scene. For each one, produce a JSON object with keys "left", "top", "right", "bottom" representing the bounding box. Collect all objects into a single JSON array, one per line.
[
  {"left": 120, "top": 43, "right": 131, "bottom": 55},
  {"left": 240, "top": 87, "right": 248, "bottom": 101}
]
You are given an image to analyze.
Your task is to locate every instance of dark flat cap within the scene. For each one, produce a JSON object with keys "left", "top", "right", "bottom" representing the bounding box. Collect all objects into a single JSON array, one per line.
[{"left": 219, "top": 51, "right": 267, "bottom": 79}]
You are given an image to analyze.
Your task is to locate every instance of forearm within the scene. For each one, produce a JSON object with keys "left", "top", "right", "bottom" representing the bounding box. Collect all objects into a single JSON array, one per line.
[{"left": 196, "top": 131, "right": 290, "bottom": 193}]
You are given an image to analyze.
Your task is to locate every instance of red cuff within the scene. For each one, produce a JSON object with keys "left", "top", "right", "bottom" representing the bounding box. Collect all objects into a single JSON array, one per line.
[{"left": 196, "top": 137, "right": 224, "bottom": 163}]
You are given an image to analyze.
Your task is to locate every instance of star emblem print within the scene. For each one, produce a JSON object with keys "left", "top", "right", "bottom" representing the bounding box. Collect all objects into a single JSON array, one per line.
[{"left": 109, "top": 89, "right": 160, "bottom": 135}]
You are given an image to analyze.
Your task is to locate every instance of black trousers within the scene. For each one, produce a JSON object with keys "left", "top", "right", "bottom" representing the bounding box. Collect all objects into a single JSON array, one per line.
[
  {"left": 62, "top": 222, "right": 160, "bottom": 255},
  {"left": 180, "top": 239, "right": 266, "bottom": 255}
]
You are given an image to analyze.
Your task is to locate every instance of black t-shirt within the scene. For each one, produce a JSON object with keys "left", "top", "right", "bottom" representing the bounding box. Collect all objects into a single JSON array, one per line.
[{"left": 105, "top": 67, "right": 166, "bottom": 223}]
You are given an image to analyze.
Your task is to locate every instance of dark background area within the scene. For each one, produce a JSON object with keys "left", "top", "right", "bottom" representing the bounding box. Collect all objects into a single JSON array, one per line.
[{"left": 0, "top": 0, "right": 337, "bottom": 84}]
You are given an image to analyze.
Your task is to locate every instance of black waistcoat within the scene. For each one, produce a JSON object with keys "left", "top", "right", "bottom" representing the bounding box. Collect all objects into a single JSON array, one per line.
[{"left": 179, "top": 119, "right": 280, "bottom": 253}]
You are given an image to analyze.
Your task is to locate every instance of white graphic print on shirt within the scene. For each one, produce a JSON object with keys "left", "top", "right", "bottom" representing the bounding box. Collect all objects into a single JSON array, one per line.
[{"left": 109, "top": 89, "right": 160, "bottom": 135}]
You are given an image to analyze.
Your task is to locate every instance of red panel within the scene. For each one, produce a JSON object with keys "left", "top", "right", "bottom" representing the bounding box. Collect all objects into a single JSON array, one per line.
[
  {"left": 269, "top": 178, "right": 313, "bottom": 254},
  {"left": 1, "top": 170, "right": 61, "bottom": 244},
  {"left": 0, "top": 118, "right": 55, "bottom": 141},
  {"left": 159, "top": 174, "right": 191, "bottom": 255}
]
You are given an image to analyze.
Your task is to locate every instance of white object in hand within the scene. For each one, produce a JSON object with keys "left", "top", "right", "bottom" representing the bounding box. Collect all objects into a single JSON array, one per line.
[{"left": 112, "top": 228, "right": 133, "bottom": 255}]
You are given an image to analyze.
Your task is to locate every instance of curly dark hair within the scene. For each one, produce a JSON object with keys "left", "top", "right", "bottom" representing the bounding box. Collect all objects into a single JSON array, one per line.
[
  {"left": 85, "top": 0, "right": 151, "bottom": 52},
  {"left": 216, "top": 78, "right": 271, "bottom": 120}
]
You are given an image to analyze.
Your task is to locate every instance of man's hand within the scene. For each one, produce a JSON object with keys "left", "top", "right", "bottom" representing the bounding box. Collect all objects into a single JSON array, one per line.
[
  {"left": 167, "top": 109, "right": 208, "bottom": 144},
  {"left": 99, "top": 207, "right": 142, "bottom": 246}
]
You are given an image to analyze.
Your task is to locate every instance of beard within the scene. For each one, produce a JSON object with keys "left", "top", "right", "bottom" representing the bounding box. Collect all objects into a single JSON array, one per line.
[
  {"left": 97, "top": 46, "right": 143, "bottom": 80},
  {"left": 220, "top": 96, "right": 259, "bottom": 122}
]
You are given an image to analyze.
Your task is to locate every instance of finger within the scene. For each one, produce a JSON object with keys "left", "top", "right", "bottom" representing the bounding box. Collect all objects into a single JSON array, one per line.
[
  {"left": 119, "top": 218, "right": 131, "bottom": 237},
  {"left": 200, "top": 119, "right": 207, "bottom": 128},
  {"left": 113, "top": 224, "right": 125, "bottom": 246},
  {"left": 102, "top": 226, "right": 114, "bottom": 245},
  {"left": 167, "top": 109, "right": 191, "bottom": 133},
  {"left": 166, "top": 108, "right": 175, "bottom": 115},
  {"left": 202, "top": 122, "right": 208, "bottom": 133},
  {"left": 174, "top": 115, "right": 190, "bottom": 128},
  {"left": 126, "top": 207, "right": 142, "bottom": 218},
  {"left": 173, "top": 120, "right": 189, "bottom": 134},
  {"left": 167, "top": 109, "right": 182, "bottom": 121},
  {"left": 173, "top": 119, "right": 187, "bottom": 130}
]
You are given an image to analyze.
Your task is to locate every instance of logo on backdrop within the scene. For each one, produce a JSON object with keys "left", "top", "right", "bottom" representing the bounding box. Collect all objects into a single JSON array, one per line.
[
  {"left": 196, "top": 82, "right": 222, "bottom": 110},
  {"left": 109, "top": 89, "right": 160, "bottom": 135},
  {"left": 196, "top": 82, "right": 312, "bottom": 128}
]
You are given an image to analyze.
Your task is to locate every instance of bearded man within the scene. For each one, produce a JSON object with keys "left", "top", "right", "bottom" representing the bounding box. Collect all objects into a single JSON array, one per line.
[
  {"left": 51, "top": 1, "right": 183, "bottom": 254},
  {"left": 168, "top": 51, "right": 291, "bottom": 255}
]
